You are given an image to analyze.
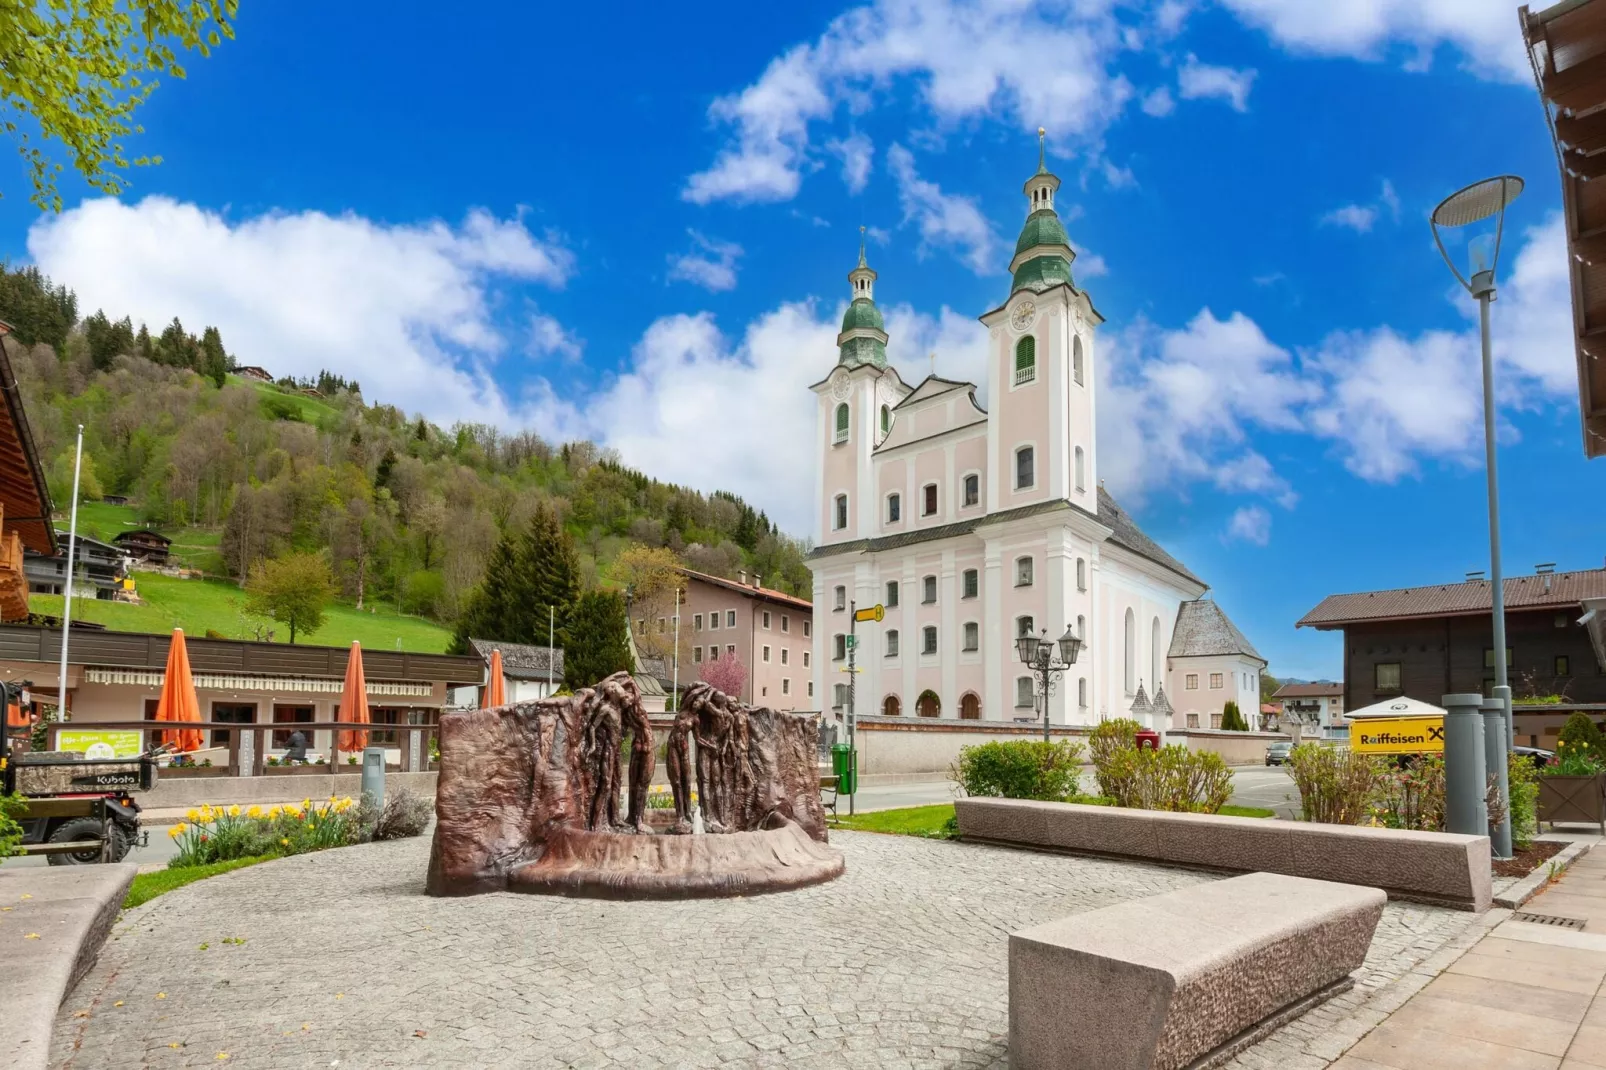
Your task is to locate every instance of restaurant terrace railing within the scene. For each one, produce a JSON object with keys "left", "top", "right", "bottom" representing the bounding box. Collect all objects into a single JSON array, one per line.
[{"left": 40, "top": 719, "right": 442, "bottom": 777}]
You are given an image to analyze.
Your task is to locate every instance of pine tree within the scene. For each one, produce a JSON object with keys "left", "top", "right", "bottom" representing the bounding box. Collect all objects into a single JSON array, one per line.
[
  {"left": 511, "top": 502, "right": 581, "bottom": 647},
  {"left": 564, "top": 590, "right": 632, "bottom": 690},
  {"left": 199, "top": 326, "right": 229, "bottom": 388},
  {"left": 135, "top": 323, "right": 153, "bottom": 362},
  {"left": 1220, "top": 700, "right": 1248, "bottom": 732},
  {"left": 448, "top": 529, "right": 519, "bottom": 655}
]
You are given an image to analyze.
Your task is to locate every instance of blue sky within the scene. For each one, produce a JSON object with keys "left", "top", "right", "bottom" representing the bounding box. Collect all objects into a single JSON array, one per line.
[{"left": 3, "top": 0, "right": 1602, "bottom": 682}]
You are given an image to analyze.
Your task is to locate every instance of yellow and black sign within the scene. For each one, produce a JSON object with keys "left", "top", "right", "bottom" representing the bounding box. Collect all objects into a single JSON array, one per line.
[
  {"left": 1350, "top": 717, "right": 1445, "bottom": 754},
  {"left": 854, "top": 604, "right": 884, "bottom": 623}
]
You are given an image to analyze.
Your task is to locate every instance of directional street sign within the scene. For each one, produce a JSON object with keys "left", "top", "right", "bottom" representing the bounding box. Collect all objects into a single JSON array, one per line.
[{"left": 854, "top": 604, "right": 885, "bottom": 623}]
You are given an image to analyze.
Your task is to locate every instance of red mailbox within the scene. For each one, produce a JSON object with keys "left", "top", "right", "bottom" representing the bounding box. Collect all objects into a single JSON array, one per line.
[{"left": 1134, "top": 729, "right": 1161, "bottom": 751}]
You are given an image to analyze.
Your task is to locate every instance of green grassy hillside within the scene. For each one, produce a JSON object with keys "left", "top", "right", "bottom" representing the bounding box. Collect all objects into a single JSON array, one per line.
[{"left": 29, "top": 573, "right": 452, "bottom": 653}]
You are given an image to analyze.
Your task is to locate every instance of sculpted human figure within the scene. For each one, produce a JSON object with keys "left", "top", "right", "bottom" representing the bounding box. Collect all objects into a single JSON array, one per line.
[
  {"left": 579, "top": 686, "right": 621, "bottom": 830},
  {"left": 665, "top": 700, "right": 699, "bottom": 834}
]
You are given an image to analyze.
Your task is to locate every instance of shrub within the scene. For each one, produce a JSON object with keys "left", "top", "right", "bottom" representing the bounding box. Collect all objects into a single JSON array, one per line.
[
  {"left": 1373, "top": 756, "right": 1445, "bottom": 831},
  {"left": 1287, "top": 744, "right": 1384, "bottom": 825},
  {"left": 1101, "top": 745, "right": 1234, "bottom": 813},
  {"left": 1220, "top": 701, "right": 1249, "bottom": 732},
  {"left": 951, "top": 739, "right": 1085, "bottom": 801},
  {"left": 366, "top": 788, "right": 434, "bottom": 841},
  {"left": 0, "top": 792, "right": 26, "bottom": 863},
  {"left": 1089, "top": 717, "right": 1141, "bottom": 797},
  {"left": 1507, "top": 752, "right": 1539, "bottom": 850},
  {"left": 1554, "top": 713, "right": 1606, "bottom": 771}
]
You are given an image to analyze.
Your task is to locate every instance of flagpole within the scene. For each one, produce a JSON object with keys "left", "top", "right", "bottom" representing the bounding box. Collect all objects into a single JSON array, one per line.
[{"left": 56, "top": 424, "right": 83, "bottom": 724}]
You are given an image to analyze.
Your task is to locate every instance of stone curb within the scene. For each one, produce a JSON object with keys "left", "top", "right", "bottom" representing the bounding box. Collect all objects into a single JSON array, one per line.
[
  {"left": 1492, "top": 839, "right": 1594, "bottom": 909},
  {"left": 0, "top": 864, "right": 137, "bottom": 1070}
]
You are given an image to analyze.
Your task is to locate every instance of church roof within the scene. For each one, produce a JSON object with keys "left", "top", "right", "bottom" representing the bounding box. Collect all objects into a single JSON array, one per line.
[
  {"left": 1011, "top": 251, "right": 1075, "bottom": 293},
  {"left": 809, "top": 486, "right": 1205, "bottom": 589},
  {"left": 1014, "top": 210, "right": 1070, "bottom": 256},
  {"left": 841, "top": 298, "right": 884, "bottom": 333},
  {"left": 1167, "top": 599, "right": 1264, "bottom": 663}
]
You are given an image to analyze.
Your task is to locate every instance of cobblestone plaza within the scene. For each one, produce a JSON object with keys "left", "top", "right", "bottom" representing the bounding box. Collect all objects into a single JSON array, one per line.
[{"left": 53, "top": 833, "right": 1480, "bottom": 1069}]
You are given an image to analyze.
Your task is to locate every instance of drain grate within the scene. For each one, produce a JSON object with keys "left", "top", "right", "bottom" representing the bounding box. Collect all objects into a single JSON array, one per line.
[{"left": 1512, "top": 911, "right": 1587, "bottom": 930}]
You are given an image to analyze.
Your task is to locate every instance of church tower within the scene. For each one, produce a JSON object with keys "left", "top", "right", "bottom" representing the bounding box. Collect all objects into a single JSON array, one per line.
[
  {"left": 811, "top": 230, "right": 902, "bottom": 546},
  {"left": 981, "top": 129, "right": 1102, "bottom": 516}
]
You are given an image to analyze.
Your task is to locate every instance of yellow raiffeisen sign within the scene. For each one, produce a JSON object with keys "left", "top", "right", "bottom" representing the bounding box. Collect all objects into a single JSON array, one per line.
[{"left": 1350, "top": 717, "right": 1446, "bottom": 754}]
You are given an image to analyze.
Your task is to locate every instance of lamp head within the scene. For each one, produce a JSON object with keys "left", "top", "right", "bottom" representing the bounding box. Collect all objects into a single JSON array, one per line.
[
  {"left": 1430, "top": 175, "right": 1524, "bottom": 297},
  {"left": 1057, "top": 626, "right": 1082, "bottom": 665},
  {"left": 1015, "top": 633, "right": 1042, "bottom": 666}
]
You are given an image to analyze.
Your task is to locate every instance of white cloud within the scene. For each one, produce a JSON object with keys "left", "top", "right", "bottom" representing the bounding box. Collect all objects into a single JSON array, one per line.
[
  {"left": 886, "top": 143, "right": 998, "bottom": 274},
  {"left": 883, "top": 303, "right": 990, "bottom": 390},
  {"left": 1379, "top": 179, "right": 1401, "bottom": 220},
  {"left": 1155, "top": 1, "right": 1191, "bottom": 37},
  {"left": 827, "top": 132, "right": 875, "bottom": 193},
  {"left": 1225, "top": 505, "right": 1272, "bottom": 546},
  {"left": 27, "top": 197, "right": 574, "bottom": 425},
  {"left": 527, "top": 312, "right": 581, "bottom": 361},
  {"left": 1140, "top": 86, "right": 1176, "bottom": 117},
  {"left": 1320, "top": 204, "right": 1378, "bottom": 233},
  {"left": 1071, "top": 242, "right": 1109, "bottom": 279},
  {"left": 1178, "top": 54, "right": 1257, "bottom": 112},
  {"left": 1217, "top": 0, "right": 1530, "bottom": 82},
  {"left": 684, "top": 0, "right": 1133, "bottom": 203},
  {"left": 667, "top": 230, "right": 744, "bottom": 292}
]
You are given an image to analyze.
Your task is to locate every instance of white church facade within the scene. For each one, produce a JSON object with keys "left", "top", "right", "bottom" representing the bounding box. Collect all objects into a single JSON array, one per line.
[{"left": 806, "top": 139, "right": 1262, "bottom": 731}]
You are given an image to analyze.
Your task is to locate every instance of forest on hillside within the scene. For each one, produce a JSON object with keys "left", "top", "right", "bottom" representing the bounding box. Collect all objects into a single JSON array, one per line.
[{"left": 0, "top": 264, "right": 813, "bottom": 638}]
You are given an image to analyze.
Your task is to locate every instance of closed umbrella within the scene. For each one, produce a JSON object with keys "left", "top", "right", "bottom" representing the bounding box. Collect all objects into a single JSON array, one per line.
[
  {"left": 154, "top": 628, "right": 203, "bottom": 753},
  {"left": 485, "top": 648, "right": 506, "bottom": 708},
  {"left": 337, "top": 641, "right": 370, "bottom": 753}
]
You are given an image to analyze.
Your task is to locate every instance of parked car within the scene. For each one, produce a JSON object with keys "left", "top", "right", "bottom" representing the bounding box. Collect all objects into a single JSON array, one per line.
[
  {"left": 1513, "top": 746, "right": 1556, "bottom": 770},
  {"left": 1265, "top": 741, "right": 1293, "bottom": 766}
]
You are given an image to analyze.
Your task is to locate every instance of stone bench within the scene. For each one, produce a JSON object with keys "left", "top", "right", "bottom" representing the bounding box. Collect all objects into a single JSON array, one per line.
[
  {"left": 1010, "top": 872, "right": 1384, "bottom": 1070},
  {"left": 955, "top": 797, "right": 1491, "bottom": 911}
]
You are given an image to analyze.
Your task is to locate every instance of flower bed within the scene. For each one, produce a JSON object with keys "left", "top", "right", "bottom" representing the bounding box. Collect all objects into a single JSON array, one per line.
[{"left": 167, "top": 789, "right": 433, "bottom": 867}]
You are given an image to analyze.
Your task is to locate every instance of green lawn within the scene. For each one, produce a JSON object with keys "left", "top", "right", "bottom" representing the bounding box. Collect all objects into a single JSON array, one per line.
[
  {"left": 30, "top": 573, "right": 453, "bottom": 653},
  {"left": 244, "top": 379, "right": 341, "bottom": 425},
  {"left": 123, "top": 855, "right": 274, "bottom": 908},
  {"left": 67, "top": 500, "right": 141, "bottom": 542},
  {"left": 833, "top": 799, "right": 1276, "bottom": 839}
]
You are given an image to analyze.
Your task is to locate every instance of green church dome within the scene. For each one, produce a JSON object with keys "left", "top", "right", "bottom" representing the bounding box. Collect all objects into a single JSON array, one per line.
[
  {"left": 1014, "top": 209, "right": 1069, "bottom": 256},
  {"left": 1011, "top": 254, "right": 1075, "bottom": 294},
  {"left": 840, "top": 298, "right": 884, "bottom": 333}
]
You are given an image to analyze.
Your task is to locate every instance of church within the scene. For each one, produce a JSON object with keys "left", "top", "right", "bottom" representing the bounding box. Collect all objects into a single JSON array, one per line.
[{"left": 806, "top": 137, "right": 1264, "bottom": 732}]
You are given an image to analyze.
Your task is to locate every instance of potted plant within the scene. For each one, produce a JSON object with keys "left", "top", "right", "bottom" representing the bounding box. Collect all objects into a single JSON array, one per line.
[{"left": 1538, "top": 739, "right": 1606, "bottom": 834}]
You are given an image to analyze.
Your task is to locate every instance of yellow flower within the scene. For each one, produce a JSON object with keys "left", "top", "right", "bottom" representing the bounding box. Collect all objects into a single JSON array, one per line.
[
  {"left": 266, "top": 806, "right": 281, "bottom": 819},
  {"left": 168, "top": 824, "right": 186, "bottom": 838},
  {"left": 227, "top": 805, "right": 240, "bottom": 818},
  {"left": 246, "top": 806, "right": 262, "bottom": 819},
  {"left": 280, "top": 838, "right": 289, "bottom": 847},
  {"left": 184, "top": 808, "right": 200, "bottom": 822}
]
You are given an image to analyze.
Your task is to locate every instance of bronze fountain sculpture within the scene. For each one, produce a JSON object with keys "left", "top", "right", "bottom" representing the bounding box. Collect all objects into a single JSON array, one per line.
[{"left": 426, "top": 672, "right": 842, "bottom": 898}]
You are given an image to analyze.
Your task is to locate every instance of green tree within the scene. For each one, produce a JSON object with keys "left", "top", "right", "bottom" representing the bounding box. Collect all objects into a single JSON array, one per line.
[
  {"left": 1, "top": 0, "right": 236, "bottom": 211},
  {"left": 1260, "top": 672, "right": 1281, "bottom": 704},
  {"left": 510, "top": 503, "right": 580, "bottom": 644},
  {"left": 244, "top": 551, "right": 335, "bottom": 644},
  {"left": 1220, "top": 700, "right": 1249, "bottom": 732},
  {"left": 564, "top": 589, "right": 631, "bottom": 690},
  {"left": 1558, "top": 710, "right": 1606, "bottom": 766},
  {"left": 199, "top": 325, "right": 228, "bottom": 387},
  {"left": 0, "top": 264, "right": 77, "bottom": 348}
]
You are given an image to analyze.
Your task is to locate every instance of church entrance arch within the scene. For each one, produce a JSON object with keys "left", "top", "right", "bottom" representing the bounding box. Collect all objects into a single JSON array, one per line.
[
  {"left": 916, "top": 690, "right": 941, "bottom": 717},
  {"left": 959, "top": 693, "right": 980, "bottom": 719},
  {"left": 882, "top": 694, "right": 901, "bottom": 717}
]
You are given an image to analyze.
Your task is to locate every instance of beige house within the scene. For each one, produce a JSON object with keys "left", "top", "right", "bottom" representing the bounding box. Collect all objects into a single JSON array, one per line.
[
  {"left": 1164, "top": 599, "right": 1266, "bottom": 729},
  {"left": 677, "top": 568, "right": 813, "bottom": 709}
]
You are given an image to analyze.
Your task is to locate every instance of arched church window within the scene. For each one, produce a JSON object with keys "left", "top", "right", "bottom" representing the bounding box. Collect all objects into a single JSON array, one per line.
[
  {"left": 1015, "top": 446, "right": 1035, "bottom": 490},
  {"left": 834, "top": 403, "right": 849, "bottom": 443},
  {"left": 833, "top": 494, "right": 848, "bottom": 531},
  {"left": 1014, "top": 336, "right": 1036, "bottom": 386},
  {"left": 880, "top": 404, "right": 891, "bottom": 435},
  {"left": 1151, "top": 617, "right": 1162, "bottom": 694},
  {"left": 1124, "top": 607, "right": 1136, "bottom": 695},
  {"left": 883, "top": 694, "right": 901, "bottom": 716},
  {"left": 1073, "top": 335, "right": 1085, "bottom": 386},
  {"left": 1075, "top": 446, "right": 1086, "bottom": 492},
  {"left": 1076, "top": 558, "right": 1087, "bottom": 591}
]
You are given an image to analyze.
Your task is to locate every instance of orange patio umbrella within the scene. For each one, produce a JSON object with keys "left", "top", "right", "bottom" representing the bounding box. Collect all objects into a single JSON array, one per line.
[
  {"left": 484, "top": 648, "right": 506, "bottom": 708},
  {"left": 337, "top": 641, "right": 371, "bottom": 753},
  {"left": 153, "top": 628, "right": 204, "bottom": 753}
]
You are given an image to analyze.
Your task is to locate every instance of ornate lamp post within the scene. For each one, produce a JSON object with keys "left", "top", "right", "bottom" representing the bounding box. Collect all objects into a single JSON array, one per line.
[{"left": 1016, "top": 626, "right": 1084, "bottom": 742}]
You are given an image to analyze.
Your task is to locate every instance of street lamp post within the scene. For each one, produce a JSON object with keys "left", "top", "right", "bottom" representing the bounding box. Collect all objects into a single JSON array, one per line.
[
  {"left": 1431, "top": 174, "right": 1524, "bottom": 862},
  {"left": 1016, "top": 626, "right": 1084, "bottom": 742}
]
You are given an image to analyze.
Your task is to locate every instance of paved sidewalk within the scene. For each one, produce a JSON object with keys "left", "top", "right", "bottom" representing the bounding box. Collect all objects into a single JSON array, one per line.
[{"left": 1333, "top": 847, "right": 1606, "bottom": 1069}]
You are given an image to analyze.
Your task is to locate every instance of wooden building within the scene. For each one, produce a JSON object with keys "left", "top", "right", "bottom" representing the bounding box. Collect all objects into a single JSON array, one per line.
[
  {"left": 1298, "top": 566, "right": 1606, "bottom": 722},
  {"left": 112, "top": 528, "right": 172, "bottom": 565},
  {"left": 0, "top": 323, "right": 58, "bottom": 621}
]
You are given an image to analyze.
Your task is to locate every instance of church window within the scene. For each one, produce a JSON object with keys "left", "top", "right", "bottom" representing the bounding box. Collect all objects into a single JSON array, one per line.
[
  {"left": 885, "top": 630, "right": 899, "bottom": 657},
  {"left": 1151, "top": 617, "right": 1162, "bottom": 692},
  {"left": 834, "top": 403, "right": 850, "bottom": 443},
  {"left": 833, "top": 634, "right": 846, "bottom": 660},
  {"left": 1016, "top": 677, "right": 1035, "bottom": 708},
  {"left": 922, "top": 483, "right": 938, "bottom": 516},
  {"left": 962, "top": 569, "right": 978, "bottom": 599},
  {"left": 1209, "top": 673, "right": 1224, "bottom": 689},
  {"left": 1186, "top": 674, "right": 1199, "bottom": 690},
  {"left": 922, "top": 575, "right": 937, "bottom": 603},
  {"left": 922, "top": 626, "right": 938, "bottom": 655},
  {"left": 834, "top": 683, "right": 848, "bottom": 707},
  {"left": 1073, "top": 336, "right": 1085, "bottom": 386},
  {"left": 833, "top": 494, "right": 848, "bottom": 530},
  {"left": 1014, "top": 336, "right": 1037, "bottom": 386},
  {"left": 1077, "top": 678, "right": 1088, "bottom": 708},
  {"left": 1075, "top": 447, "right": 1086, "bottom": 492},
  {"left": 963, "top": 473, "right": 979, "bottom": 507},
  {"left": 1015, "top": 556, "right": 1033, "bottom": 587},
  {"left": 1076, "top": 557, "right": 1087, "bottom": 591},
  {"left": 1124, "top": 608, "right": 1136, "bottom": 695},
  {"left": 886, "top": 580, "right": 899, "bottom": 607},
  {"left": 887, "top": 493, "right": 901, "bottom": 523},
  {"left": 880, "top": 405, "right": 891, "bottom": 435},
  {"left": 1077, "top": 614, "right": 1085, "bottom": 638},
  {"left": 963, "top": 622, "right": 979, "bottom": 651},
  {"left": 1016, "top": 615, "right": 1034, "bottom": 638},
  {"left": 1015, "top": 446, "right": 1035, "bottom": 490},
  {"left": 833, "top": 586, "right": 846, "bottom": 611}
]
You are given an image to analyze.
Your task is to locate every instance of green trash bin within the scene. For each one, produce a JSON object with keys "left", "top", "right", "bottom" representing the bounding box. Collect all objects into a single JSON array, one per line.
[{"left": 830, "top": 743, "right": 857, "bottom": 796}]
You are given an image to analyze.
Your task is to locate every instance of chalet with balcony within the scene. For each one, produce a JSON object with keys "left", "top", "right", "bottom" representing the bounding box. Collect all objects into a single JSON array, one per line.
[
  {"left": 112, "top": 528, "right": 172, "bottom": 566},
  {"left": 0, "top": 323, "right": 58, "bottom": 621}
]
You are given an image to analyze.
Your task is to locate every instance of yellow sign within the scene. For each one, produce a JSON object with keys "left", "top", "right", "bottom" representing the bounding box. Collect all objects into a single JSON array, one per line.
[
  {"left": 57, "top": 729, "right": 144, "bottom": 759},
  {"left": 854, "top": 604, "right": 884, "bottom": 623},
  {"left": 1350, "top": 717, "right": 1445, "bottom": 754}
]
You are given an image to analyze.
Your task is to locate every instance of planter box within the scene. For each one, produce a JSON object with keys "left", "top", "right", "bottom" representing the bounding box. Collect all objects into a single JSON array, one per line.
[
  {"left": 1539, "top": 774, "right": 1606, "bottom": 833},
  {"left": 160, "top": 766, "right": 231, "bottom": 778}
]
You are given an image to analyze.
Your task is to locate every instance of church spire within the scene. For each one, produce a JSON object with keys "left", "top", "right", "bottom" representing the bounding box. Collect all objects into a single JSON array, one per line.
[
  {"left": 1009, "top": 128, "right": 1076, "bottom": 296},
  {"left": 838, "top": 228, "right": 888, "bottom": 368}
]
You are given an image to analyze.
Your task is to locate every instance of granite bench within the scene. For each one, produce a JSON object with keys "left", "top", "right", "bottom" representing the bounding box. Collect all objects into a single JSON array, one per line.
[
  {"left": 955, "top": 797, "right": 1492, "bottom": 911},
  {"left": 1010, "top": 871, "right": 1385, "bottom": 1070}
]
